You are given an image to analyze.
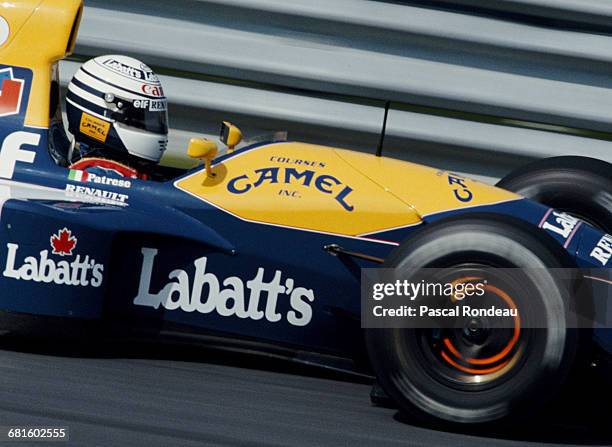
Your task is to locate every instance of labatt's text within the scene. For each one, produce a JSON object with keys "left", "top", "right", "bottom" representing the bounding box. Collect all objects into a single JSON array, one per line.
[
  {"left": 3, "top": 243, "right": 104, "bottom": 287},
  {"left": 133, "top": 248, "right": 315, "bottom": 326}
]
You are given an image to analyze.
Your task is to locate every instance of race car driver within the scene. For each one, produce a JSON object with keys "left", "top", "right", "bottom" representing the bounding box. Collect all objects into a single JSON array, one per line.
[{"left": 63, "top": 55, "right": 169, "bottom": 180}]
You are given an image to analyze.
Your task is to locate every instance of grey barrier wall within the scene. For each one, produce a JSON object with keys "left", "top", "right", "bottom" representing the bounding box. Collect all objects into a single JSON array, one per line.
[{"left": 59, "top": 0, "right": 612, "bottom": 182}]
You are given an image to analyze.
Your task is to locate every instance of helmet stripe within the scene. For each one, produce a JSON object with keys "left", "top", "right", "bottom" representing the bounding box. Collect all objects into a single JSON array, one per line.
[
  {"left": 68, "top": 82, "right": 108, "bottom": 109},
  {"left": 75, "top": 69, "right": 144, "bottom": 102},
  {"left": 66, "top": 90, "right": 109, "bottom": 117},
  {"left": 71, "top": 76, "right": 105, "bottom": 99}
]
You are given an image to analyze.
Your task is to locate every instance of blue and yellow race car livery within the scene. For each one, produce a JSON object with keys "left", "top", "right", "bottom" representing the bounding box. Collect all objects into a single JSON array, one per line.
[{"left": 0, "top": 0, "right": 610, "bottom": 427}]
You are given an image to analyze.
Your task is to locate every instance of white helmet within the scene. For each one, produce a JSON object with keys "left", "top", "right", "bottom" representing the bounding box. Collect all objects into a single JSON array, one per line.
[{"left": 66, "top": 55, "right": 168, "bottom": 165}]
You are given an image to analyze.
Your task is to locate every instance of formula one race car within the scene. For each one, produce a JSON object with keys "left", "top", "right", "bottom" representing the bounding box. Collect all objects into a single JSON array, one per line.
[{"left": 0, "top": 0, "right": 610, "bottom": 427}]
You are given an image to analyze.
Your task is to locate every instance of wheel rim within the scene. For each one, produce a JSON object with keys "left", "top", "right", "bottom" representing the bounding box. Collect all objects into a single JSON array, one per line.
[{"left": 411, "top": 267, "right": 530, "bottom": 389}]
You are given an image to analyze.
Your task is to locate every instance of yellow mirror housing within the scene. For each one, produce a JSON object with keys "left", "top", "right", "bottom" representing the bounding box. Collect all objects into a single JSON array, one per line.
[
  {"left": 220, "top": 121, "right": 242, "bottom": 152},
  {"left": 188, "top": 138, "right": 218, "bottom": 177}
]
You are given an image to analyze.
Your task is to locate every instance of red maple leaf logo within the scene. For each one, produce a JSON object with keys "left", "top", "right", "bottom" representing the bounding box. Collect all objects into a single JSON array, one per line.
[{"left": 50, "top": 228, "right": 77, "bottom": 256}]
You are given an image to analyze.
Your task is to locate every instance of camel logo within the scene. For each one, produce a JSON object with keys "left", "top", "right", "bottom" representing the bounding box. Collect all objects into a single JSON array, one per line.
[{"left": 0, "top": 68, "right": 24, "bottom": 117}]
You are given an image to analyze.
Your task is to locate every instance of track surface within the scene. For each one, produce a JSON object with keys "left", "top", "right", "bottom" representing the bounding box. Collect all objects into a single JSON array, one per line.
[{"left": 0, "top": 342, "right": 609, "bottom": 446}]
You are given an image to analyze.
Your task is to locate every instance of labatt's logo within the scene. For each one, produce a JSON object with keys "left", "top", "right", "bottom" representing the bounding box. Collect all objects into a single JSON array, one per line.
[
  {"left": 541, "top": 211, "right": 580, "bottom": 239},
  {"left": 103, "top": 59, "right": 159, "bottom": 82},
  {"left": 2, "top": 228, "right": 104, "bottom": 287},
  {"left": 133, "top": 248, "right": 315, "bottom": 326},
  {"left": 227, "top": 167, "right": 355, "bottom": 211}
]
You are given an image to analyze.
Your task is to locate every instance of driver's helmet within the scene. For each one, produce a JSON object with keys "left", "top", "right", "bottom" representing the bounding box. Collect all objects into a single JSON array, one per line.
[{"left": 66, "top": 55, "right": 168, "bottom": 166}]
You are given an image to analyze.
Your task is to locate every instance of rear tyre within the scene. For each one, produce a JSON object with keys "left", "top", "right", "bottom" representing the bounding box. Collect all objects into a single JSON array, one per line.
[
  {"left": 366, "top": 214, "right": 581, "bottom": 425},
  {"left": 497, "top": 156, "right": 608, "bottom": 378},
  {"left": 496, "top": 156, "right": 612, "bottom": 232}
]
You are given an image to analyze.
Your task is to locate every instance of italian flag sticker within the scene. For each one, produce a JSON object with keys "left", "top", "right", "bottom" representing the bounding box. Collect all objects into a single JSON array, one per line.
[{"left": 68, "top": 169, "right": 88, "bottom": 182}]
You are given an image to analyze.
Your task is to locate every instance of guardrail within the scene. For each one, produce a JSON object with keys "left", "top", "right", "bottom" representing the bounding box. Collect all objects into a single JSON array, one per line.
[{"left": 59, "top": 0, "right": 612, "bottom": 181}]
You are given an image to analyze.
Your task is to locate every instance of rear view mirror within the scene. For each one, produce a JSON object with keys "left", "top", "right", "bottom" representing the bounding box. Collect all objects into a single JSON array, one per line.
[
  {"left": 187, "top": 138, "right": 218, "bottom": 177},
  {"left": 220, "top": 121, "right": 242, "bottom": 152}
]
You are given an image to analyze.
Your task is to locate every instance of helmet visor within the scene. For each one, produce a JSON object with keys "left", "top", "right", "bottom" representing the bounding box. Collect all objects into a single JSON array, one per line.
[{"left": 110, "top": 96, "right": 168, "bottom": 135}]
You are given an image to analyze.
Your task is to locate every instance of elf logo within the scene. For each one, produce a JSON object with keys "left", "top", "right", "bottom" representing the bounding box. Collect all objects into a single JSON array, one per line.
[{"left": 0, "top": 68, "right": 24, "bottom": 117}]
